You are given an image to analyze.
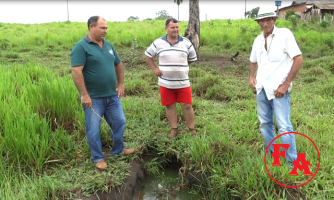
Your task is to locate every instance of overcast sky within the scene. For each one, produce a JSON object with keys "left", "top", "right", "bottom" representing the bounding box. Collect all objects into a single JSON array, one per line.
[{"left": 0, "top": 1, "right": 293, "bottom": 24}]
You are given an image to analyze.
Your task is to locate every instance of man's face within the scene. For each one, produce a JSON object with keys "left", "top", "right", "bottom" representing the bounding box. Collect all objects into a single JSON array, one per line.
[
  {"left": 90, "top": 18, "right": 108, "bottom": 41},
  {"left": 166, "top": 21, "right": 179, "bottom": 39},
  {"left": 257, "top": 17, "right": 276, "bottom": 36}
]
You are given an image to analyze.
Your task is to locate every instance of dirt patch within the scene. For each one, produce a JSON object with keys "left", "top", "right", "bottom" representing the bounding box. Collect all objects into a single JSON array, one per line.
[
  {"left": 273, "top": 184, "right": 307, "bottom": 200},
  {"left": 196, "top": 55, "right": 233, "bottom": 67},
  {"left": 71, "top": 152, "right": 208, "bottom": 200},
  {"left": 196, "top": 53, "right": 248, "bottom": 68},
  {"left": 186, "top": 170, "right": 208, "bottom": 195}
]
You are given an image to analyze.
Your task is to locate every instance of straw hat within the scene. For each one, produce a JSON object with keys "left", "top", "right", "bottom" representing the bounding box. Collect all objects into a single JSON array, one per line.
[{"left": 254, "top": 12, "right": 278, "bottom": 21}]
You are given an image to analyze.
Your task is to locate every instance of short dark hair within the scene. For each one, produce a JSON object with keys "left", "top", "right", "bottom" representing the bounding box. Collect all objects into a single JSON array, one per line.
[
  {"left": 87, "top": 16, "right": 106, "bottom": 30},
  {"left": 165, "top": 18, "right": 178, "bottom": 27},
  {"left": 87, "top": 16, "right": 99, "bottom": 30}
]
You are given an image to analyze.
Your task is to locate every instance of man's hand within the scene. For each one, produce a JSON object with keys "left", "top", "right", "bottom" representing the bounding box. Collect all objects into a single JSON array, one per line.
[
  {"left": 81, "top": 94, "right": 92, "bottom": 108},
  {"left": 116, "top": 83, "right": 124, "bottom": 97},
  {"left": 249, "top": 76, "right": 257, "bottom": 89},
  {"left": 153, "top": 68, "right": 163, "bottom": 77},
  {"left": 274, "top": 55, "right": 303, "bottom": 98},
  {"left": 274, "top": 84, "right": 289, "bottom": 98}
]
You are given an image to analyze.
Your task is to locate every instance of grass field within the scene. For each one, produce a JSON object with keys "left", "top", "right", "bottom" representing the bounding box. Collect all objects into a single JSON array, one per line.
[{"left": 0, "top": 18, "right": 334, "bottom": 199}]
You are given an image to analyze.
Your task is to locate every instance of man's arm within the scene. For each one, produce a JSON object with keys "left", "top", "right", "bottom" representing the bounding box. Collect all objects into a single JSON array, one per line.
[
  {"left": 145, "top": 55, "right": 162, "bottom": 77},
  {"left": 115, "top": 62, "right": 124, "bottom": 97},
  {"left": 71, "top": 66, "right": 92, "bottom": 108},
  {"left": 249, "top": 62, "right": 258, "bottom": 89},
  {"left": 274, "top": 55, "right": 303, "bottom": 97}
]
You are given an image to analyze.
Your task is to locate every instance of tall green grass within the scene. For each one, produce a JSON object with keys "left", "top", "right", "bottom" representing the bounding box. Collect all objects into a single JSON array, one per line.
[
  {"left": 1, "top": 18, "right": 334, "bottom": 56},
  {"left": 0, "top": 64, "right": 74, "bottom": 172},
  {"left": 0, "top": 19, "right": 334, "bottom": 199}
]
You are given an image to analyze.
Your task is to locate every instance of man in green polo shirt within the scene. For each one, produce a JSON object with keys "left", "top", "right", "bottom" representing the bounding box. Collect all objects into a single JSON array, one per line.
[{"left": 71, "top": 16, "right": 135, "bottom": 170}]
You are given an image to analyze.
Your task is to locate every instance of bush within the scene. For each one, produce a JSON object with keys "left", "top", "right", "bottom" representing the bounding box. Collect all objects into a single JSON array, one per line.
[
  {"left": 320, "top": 20, "right": 329, "bottom": 28},
  {"left": 289, "top": 15, "right": 298, "bottom": 30},
  {"left": 285, "top": 9, "right": 300, "bottom": 30},
  {"left": 0, "top": 38, "right": 10, "bottom": 50},
  {"left": 310, "top": 15, "right": 320, "bottom": 23},
  {"left": 285, "top": 9, "right": 296, "bottom": 20},
  {"left": 323, "top": 35, "right": 334, "bottom": 48},
  {"left": 325, "top": 13, "right": 332, "bottom": 23}
]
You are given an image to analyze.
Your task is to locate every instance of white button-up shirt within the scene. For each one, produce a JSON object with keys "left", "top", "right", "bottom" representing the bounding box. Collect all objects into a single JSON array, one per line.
[{"left": 250, "top": 26, "right": 302, "bottom": 100}]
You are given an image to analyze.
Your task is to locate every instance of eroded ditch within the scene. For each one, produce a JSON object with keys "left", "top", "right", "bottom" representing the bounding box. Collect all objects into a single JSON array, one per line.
[{"left": 74, "top": 153, "right": 206, "bottom": 200}]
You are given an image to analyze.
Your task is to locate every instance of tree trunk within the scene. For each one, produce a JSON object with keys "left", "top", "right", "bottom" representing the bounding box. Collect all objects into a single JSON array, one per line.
[{"left": 184, "top": 0, "right": 200, "bottom": 58}]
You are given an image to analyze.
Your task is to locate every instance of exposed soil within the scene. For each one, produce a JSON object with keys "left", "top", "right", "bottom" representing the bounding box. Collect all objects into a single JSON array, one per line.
[
  {"left": 71, "top": 151, "right": 207, "bottom": 200},
  {"left": 74, "top": 158, "right": 147, "bottom": 200},
  {"left": 195, "top": 53, "right": 248, "bottom": 68},
  {"left": 197, "top": 56, "right": 233, "bottom": 67}
]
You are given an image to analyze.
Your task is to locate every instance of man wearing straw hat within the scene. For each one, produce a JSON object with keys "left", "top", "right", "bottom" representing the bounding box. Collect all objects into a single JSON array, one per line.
[
  {"left": 249, "top": 12, "right": 303, "bottom": 167},
  {"left": 71, "top": 16, "right": 135, "bottom": 171}
]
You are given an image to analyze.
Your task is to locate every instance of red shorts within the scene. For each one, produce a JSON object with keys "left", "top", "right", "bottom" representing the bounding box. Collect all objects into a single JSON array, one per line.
[{"left": 160, "top": 86, "right": 192, "bottom": 106}]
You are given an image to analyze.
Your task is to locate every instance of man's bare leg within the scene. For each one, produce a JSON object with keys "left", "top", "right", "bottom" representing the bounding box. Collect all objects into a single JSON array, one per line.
[
  {"left": 180, "top": 103, "right": 196, "bottom": 134},
  {"left": 166, "top": 103, "right": 178, "bottom": 139}
]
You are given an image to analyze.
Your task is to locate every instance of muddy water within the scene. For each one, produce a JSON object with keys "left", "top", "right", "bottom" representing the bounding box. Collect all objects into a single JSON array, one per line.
[{"left": 134, "top": 168, "right": 202, "bottom": 200}]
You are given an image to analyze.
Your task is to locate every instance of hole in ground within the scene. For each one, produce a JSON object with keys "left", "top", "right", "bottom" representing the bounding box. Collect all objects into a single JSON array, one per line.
[{"left": 137, "top": 149, "right": 203, "bottom": 200}]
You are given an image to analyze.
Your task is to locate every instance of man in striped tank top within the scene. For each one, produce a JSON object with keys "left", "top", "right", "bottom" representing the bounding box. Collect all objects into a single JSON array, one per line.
[{"left": 145, "top": 18, "right": 198, "bottom": 139}]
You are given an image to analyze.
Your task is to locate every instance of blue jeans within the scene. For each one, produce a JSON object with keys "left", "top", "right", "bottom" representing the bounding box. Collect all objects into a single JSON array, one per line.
[
  {"left": 83, "top": 95, "right": 126, "bottom": 163},
  {"left": 256, "top": 89, "right": 297, "bottom": 163}
]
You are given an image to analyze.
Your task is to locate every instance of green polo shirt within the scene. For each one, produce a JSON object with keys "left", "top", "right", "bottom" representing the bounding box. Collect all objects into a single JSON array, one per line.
[{"left": 71, "top": 35, "right": 121, "bottom": 98}]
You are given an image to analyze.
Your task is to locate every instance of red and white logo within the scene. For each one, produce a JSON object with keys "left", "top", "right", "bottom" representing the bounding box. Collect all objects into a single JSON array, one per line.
[{"left": 264, "top": 132, "right": 320, "bottom": 188}]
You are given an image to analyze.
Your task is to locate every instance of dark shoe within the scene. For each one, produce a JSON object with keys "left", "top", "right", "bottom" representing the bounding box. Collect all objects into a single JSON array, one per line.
[
  {"left": 95, "top": 160, "right": 107, "bottom": 170},
  {"left": 167, "top": 128, "right": 178, "bottom": 139},
  {"left": 121, "top": 148, "right": 136, "bottom": 155}
]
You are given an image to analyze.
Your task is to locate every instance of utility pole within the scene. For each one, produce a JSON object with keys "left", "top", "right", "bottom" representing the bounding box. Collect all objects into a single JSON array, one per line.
[
  {"left": 245, "top": 0, "right": 246, "bottom": 18},
  {"left": 275, "top": 1, "right": 282, "bottom": 17},
  {"left": 67, "top": 0, "right": 69, "bottom": 21}
]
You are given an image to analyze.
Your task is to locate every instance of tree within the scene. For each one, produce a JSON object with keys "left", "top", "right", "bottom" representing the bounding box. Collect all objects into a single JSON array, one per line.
[
  {"left": 285, "top": 9, "right": 296, "bottom": 20},
  {"left": 155, "top": 10, "right": 172, "bottom": 20},
  {"left": 127, "top": 16, "right": 139, "bottom": 22},
  {"left": 245, "top": 7, "right": 260, "bottom": 19},
  {"left": 174, "top": 0, "right": 183, "bottom": 21},
  {"left": 184, "top": 0, "right": 200, "bottom": 57},
  {"left": 245, "top": 11, "right": 252, "bottom": 18}
]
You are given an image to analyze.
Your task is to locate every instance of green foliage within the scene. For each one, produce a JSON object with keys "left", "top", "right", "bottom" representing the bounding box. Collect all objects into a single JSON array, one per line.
[
  {"left": 227, "top": 19, "right": 232, "bottom": 26},
  {"left": 323, "top": 35, "right": 334, "bottom": 48},
  {"left": 0, "top": 38, "right": 10, "bottom": 50},
  {"left": 127, "top": 16, "right": 139, "bottom": 22},
  {"left": 325, "top": 13, "right": 332, "bottom": 23},
  {"left": 155, "top": 10, "right": 172, "bottom": 20},
  {"left": 289, "top": 14, "right": 298, "bottom": 30},
  {"left": 320, "top": 20, "right": 329, "bottom": 28},
  {"left": 311, "top": 15, "right": 320, "bottom": 24},
  {"left": 1, "top": 19, "right": 334, "bottom": 200},
  {"left": 285, "top": 9, "right": 296, "bottom": 20},
  {"left": 126, "top": 37, "right": 141, "bottom": 68},
  {"left": 240, "top": 26, "right": 247, "bottom": 34},
  {"left": 174, "top": 0, "right": 183, "bottom": 6},
  {"left": 245, "top": 7, "right": 260, "bottom": 19},
  {"left": 285, "top": 9, "right": 300, "bottom": 30}
]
